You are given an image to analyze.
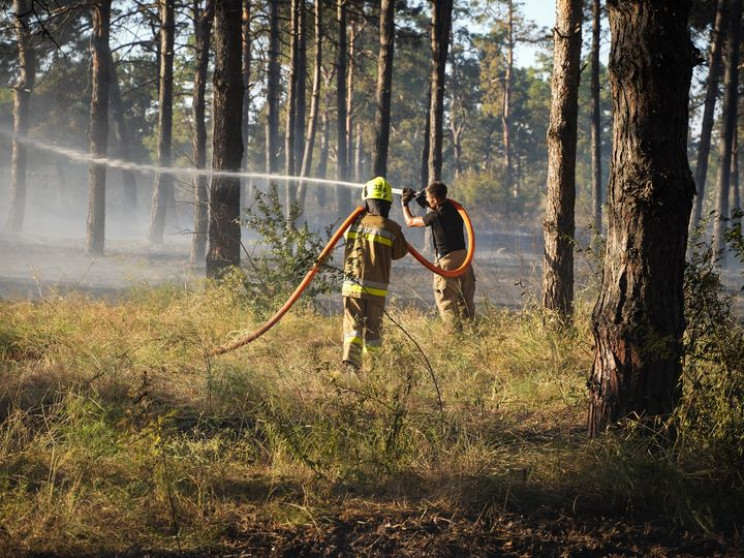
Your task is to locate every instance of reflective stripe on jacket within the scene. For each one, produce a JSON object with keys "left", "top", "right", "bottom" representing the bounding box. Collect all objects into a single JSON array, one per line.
[{"left": 342, "top": 213, "right": 408, "bottom": 300}]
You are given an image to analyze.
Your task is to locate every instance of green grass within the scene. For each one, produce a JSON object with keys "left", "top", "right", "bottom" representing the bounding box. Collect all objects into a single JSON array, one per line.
[{"left": 0, "top": 284, "right": 742, "bottom": 555}]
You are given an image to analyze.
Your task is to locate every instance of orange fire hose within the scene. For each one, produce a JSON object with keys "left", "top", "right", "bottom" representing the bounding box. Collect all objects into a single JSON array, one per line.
[
  {"left": 208, "top": 206, "right": 365, "bottom": 356},
  {"left": 405, "top": 199, "right": 475, "bottom": 278},
  {"left": 209, "top": 199, "right": 475, "bottom": 356}
]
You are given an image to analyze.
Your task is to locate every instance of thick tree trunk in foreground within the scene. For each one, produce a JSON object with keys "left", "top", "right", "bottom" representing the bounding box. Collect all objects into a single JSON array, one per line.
[
  {"left": 542, "top": 0, "right": 582, "bottom": 320},
  {"left": 6, "top": 0, "right": 35, "bottom": 233},
  {"left": 86, "top": 0, "right": 112, "bottom": 256},
  {"left": 206, "top": 0, "right": 244, "bottom": 277},
  {"left": 190, "top": 0, "right": 215, "bottom": 265},
  {"left": 587, "top": 0, "right": 695, "bottom": 437}
]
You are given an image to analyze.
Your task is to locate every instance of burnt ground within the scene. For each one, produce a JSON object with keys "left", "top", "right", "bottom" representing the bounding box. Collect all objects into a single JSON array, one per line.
[{"left": 18, "top": 506, "right": 742, "bottom": 557}]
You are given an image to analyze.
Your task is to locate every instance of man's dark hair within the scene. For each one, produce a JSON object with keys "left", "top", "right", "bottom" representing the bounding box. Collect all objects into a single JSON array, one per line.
[{"left": 426, "top": 181, "right": 447, "bottom": 200}]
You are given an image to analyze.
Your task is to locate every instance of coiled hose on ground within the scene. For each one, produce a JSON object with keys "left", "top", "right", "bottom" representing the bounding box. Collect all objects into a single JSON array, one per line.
[{"left": 208, "top": 200, "right": 475, "bottom": 356}]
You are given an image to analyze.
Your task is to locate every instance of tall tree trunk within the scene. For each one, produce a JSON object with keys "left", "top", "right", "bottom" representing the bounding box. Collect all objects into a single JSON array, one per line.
[
  {"left": 86, "top": 0, "right": 112, "bottom": 256},
  {"left": 298, "top": 0, "right": 323, "bottom": 209},
  {"left": 336, "top": 0, "right": 351, "bottom": 216},
  {"left": 107, "top": 51, "right": 138, "bottom": 213},
  {"left": 316, "top": 71, "right": 333, "bottom": 207},
  {"left": 711, "top": 0, "right": 742, "bottom": 263},
  {"left": 148, "top": 0, "right": 175, "bottom": 244},
  {"left": 371, "top": 0, "right": 394, "bottom": 179},
  {"left": 206, "top": 0, "right": 244, "bottom": 277},
  {"left": 731, "top": 132, "right": 740, "bottom": 213},
  {"left": 190, "top": 0, "right": 215, "bottom": 266},
  {"left": 295, "top": 0, "right": 307, "bottom": 176},
  {"left": 345, "top": 21, "right": 356, "bottom": 177},
  {"left": 5, "top": 0, "right": 35, "bottom": 233},
  {"left": 428, "top": 0, "right": 453, "bottom": 183},
  {"left": 590, "top": 0, "right": 602, "bottom": 235},
  {"left": 354, "top": 121, "right": 363, "bottom": 181},
  {"left": 503, "top": 0, "right": 515, "bottom": 202},
  {"left": 266, "top": 0, "right": 281, "bottom": 175},
  {"left": 691, "top": 0, "right": 725, "bottom": 231},
  {"left": 285, "top": 0, "right": 300, "bottom": 217},
  {"left": 420, "top": 89, "right": 431, "bottom": 188},
  {"left": 587, "top": 0, "right": 695, "bottom": 437},
  {"left": 542, "top": 0, "right": 582, "bottom": 320},
  {"left": 241, "top": 0, "right": 252, "bottom": 173}
]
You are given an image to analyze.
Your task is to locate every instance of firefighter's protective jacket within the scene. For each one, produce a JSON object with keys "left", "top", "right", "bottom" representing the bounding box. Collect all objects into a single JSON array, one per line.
[{"left": 342, "top": 213, "right": 408, "bottom": 299}]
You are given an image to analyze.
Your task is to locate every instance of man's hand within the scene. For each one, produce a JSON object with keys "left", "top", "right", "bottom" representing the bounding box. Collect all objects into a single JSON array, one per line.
[
  {"left": 401, "top": 187, "right": 415, "bottom": 206},
  {"left": 415, "top": 190, "right": 430, "bottom": 209}
]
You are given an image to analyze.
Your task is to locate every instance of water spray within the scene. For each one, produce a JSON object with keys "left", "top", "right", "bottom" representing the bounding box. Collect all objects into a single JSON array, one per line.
[{"left": 0, "top": 127, "right": 404, "bottom": 195}]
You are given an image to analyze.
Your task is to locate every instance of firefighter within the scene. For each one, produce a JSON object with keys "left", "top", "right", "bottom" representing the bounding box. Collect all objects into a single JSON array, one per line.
[
  {"left": 341, "top": 176, "right": 408, "bottom": 371},
  {"left": 401, "top": 182, "right": 476, "bottom": 331}
]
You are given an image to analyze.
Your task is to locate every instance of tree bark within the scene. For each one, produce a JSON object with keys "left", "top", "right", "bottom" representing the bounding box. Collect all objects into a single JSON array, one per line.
[
  {"left": 420, "top": 88, "right": 431, "bottom": 188},
  {"left": 241, "top": 0, "right": 252, "bottom": 174},
  {"left": 691, "top": 0, "right": 725, "bottom": 231},
  {"left": 542, "top": 0, "right": 582, "bottom": 320},
  {"left": 285, "top": 0, "right": 307, "bottom": 221},
  {"left": 206, "top": 0, "right": 244, "bottom": 277},
  {"left": 148, "top": 0, "right": 175, "bottom": 244},
  {"left": 428, "top": 0, "right": 453, "bottom": 183},
  {"left": 711, "top": 0, "right": 742, "bottom": 263},
  {"left": 285, "top": 0, "right": 300, "bottom": 218},
  {"left": 371, "top": 0, "right": 394, "bottom": 179},
  {"left": 336, "top": 0, "right": 351, "bottom": 216},
  {"left": 190, "top": 0, "right": 215, "bottom": 266},
  {"left": 354, "top": 121, "right": 363, "bottom": 181},
  {"left": 590, "top": 0, "right": 602, "bottom": 235},
  {"left": 5, "top": 0, "right": 35, "bottom": 234},
  {"left": 731, "top": 132, "right": 740, "bottom": 214},
  {"left": 315, "top": 70, "right": 333, "bottom": 207},
  {"left": 345, "top": 21, "right": 357, "bottom": 178},
  {"left": 503, "top": 0, "right": 515, "bottom": 202},
  {"left": 587, "top": 0, "right": 695, "bottom": 437},
  {"left": 85, "top": 0, "right": 111, "bottom": 256},
  {"left": 266, "top": 0, "right": 281, "bottom": 175},
  {"left": 285, "top": 0, "right": 300, "bottom": 179}
]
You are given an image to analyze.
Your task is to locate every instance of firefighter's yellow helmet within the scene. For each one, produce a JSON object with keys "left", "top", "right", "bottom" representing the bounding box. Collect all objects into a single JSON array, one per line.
[{"left": 362, "top": 176, "right": 393, "bottom": 203}]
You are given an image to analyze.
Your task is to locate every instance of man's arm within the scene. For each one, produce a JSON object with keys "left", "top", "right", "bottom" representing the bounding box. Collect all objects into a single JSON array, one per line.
[{"left": 402, "top": 203, "right": 426, "bottom": 228}]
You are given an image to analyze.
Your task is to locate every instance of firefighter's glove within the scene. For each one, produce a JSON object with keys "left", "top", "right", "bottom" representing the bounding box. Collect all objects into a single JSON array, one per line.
[
  {"left": 401, "top": 187, "right": 415, "bottom": 206},
  {"left": 414, "top": 189, "right": 429, "bottom": 209}
]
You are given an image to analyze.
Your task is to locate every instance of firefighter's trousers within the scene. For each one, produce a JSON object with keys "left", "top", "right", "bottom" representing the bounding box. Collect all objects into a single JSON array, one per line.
[
  {"left": 433, "top": 248, "right": 476, "bottom": 331},
  {"left": 342, "top": 296, "right": 385, "bottom": 369}
]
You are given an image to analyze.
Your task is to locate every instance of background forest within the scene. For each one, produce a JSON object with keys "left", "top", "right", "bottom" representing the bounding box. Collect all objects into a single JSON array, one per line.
[
  {"left": 3, "top": 0, "right": 601, "bottom": 238},
  {"left": 0, "top": 1, "right": 736, "bottom": 242}
]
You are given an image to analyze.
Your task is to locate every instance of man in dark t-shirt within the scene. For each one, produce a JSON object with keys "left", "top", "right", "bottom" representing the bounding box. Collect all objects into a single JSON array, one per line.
[{"left": 401, "top": 182, "right": 476, "bottom": 331}]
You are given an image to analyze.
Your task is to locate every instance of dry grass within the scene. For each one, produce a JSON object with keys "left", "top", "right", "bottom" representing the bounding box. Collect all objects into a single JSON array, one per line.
[{"left": 0, "top": 285, "right": 741, "bottom": 556}]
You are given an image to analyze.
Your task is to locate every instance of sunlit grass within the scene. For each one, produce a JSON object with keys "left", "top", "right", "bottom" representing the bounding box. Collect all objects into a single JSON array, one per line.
[{"left": 0, "top": 283, "right": 742, "bottom": 554}]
